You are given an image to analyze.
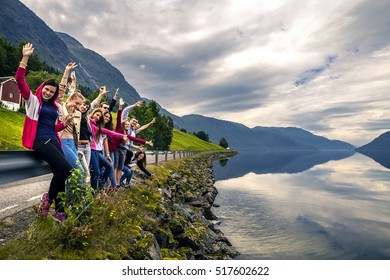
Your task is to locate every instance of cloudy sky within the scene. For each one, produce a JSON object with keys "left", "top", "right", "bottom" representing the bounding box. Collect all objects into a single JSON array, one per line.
[{"left": 20, "top": 0, "right": 390, "bottom": 146}]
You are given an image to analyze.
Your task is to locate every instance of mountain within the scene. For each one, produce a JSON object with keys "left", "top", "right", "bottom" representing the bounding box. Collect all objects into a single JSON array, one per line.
[
  {"left": 0, "top": 0, "right": 140, "bottom": 103},
  {"left": 0, "top": 0, "right": 355, "bottom": 152},
  {"left": 55, "top": 32, "right": 140, "bottom": 104},
  {"left": 171, "top": 114, "right": 354, "bottom": 151}
]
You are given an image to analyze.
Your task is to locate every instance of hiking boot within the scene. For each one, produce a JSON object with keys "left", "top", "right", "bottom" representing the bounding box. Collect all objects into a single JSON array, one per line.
[
  {"left": 39, "top": 193, "right": 52, "bottom": 217},
  {"left": 52, "top": 211, "right": 67, "bottom": 223}
]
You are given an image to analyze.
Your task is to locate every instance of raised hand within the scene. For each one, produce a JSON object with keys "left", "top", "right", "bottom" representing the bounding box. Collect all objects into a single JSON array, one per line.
[
  {"left": 134, "top": 100, "right": 144, "bottom": 107},
  {"left": 71, "top": 71, "right": 77, "bottom": 81},
  {"left": 64, "top": 113, "right": 75, "bottom": 126},
  {"left": 22, "top": 43, "right": 34, "bottom": 57},
  {"left": 65, "top": 62, "right": 77, "bottom": 72},
  {"left": 119, "top": 97, "right": 125, "bottom": 107},
  {"left": 146, "top": 140, "right": 154, "bottom": 147},
  {"left": 99, "top": 85, "right": 109, "bottom": 95}
]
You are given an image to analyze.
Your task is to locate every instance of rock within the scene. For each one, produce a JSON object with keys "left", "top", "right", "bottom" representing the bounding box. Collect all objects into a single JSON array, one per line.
[{"left": 146, "top": 234, "right": 163, "bottom": 260}]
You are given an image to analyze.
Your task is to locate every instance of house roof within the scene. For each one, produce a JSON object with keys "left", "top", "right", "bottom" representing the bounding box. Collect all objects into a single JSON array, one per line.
[{"left": 0, "top": 77, "right": 16, "bottom": 84}]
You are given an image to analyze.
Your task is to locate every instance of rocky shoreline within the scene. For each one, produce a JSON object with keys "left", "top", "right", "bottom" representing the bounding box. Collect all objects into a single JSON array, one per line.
[
  {"left": 0, "top": 151, "right": 239, "bottom": 260},
  {"left": 152, "top": 152, "right": 239, "bottom": 259}
]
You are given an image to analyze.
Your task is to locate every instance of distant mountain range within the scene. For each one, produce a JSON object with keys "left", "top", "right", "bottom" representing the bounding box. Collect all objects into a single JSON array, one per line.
[
  {"left": 0, "top": 0, "right": 377, "bottom": 152},
  {"left": 169, "top": 114, "right": 355, "bottom": 151}
]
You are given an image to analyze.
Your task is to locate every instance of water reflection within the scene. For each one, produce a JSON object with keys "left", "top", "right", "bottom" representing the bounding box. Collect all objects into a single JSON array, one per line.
[
  {"left": 214, "top": 150, "right": 355, "bottom": 180},
  {"left": 213, "top": 152, "right": 390, "bottom": 259}
]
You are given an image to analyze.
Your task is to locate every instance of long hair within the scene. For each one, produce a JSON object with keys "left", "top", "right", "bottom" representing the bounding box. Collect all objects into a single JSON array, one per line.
[
  {"left": 81, "top": 99, "right": 91, "bottom": 120},
  {"left": 89, "top": 108, "right": 104, "bottom": 142},
  {"left": 104, "top": 111, "right": 113, "bottom": 130},
  {"left": 121, "top": 120, "right": 129, "bottom": 134},
  {"left": 135, "top": 151, "right": 147, "bottom": 166}
]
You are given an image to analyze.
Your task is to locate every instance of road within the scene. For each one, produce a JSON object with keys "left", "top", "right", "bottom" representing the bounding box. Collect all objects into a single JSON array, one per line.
[{"left": 0, "top": 174, "right": 51, "bottom": 220}]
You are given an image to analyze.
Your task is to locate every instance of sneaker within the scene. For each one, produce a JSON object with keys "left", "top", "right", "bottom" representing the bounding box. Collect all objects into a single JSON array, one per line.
[
  {"left": 52, "top": 211, "right": 67, "bottom": 223},
  {"left": 39, "top": 193, "right": 52, "bottom": 217}
]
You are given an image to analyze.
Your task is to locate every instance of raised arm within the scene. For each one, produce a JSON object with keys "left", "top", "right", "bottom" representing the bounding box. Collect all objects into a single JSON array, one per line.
[
  {"left": 67, "top": 71, "right": 77, "bottom": 95},
  {"left": 91, "top": 85, "right": 109, "bottom": 110},
  {"left": 136, "top": 118, "right": 156, "bottom": 134},
  {"left": 59, "top": 62, "right": 77, "bottom": 102},
  {"left": 16, "top": 43, "right": 34, "bottom": 100},
  {"left": 122, "top": 100, "right": 143, "bottom": 122},
  {"left": 125, "top": 133, "right": 153, "bottom": 146},
  {"left": 108, "top": 88, "right": 119, "bottom": 112}
]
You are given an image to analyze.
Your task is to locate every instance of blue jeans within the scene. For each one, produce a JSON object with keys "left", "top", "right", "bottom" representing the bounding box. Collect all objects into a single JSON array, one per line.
[
  {"left": 62, "top": 138, "right": 84, "bottom": 173},
  {"left": 90, "top": 150, "right": 116, "bottom": 190},
  {"left": 120, "top": 164, "right": 133, "bottom": 185}
]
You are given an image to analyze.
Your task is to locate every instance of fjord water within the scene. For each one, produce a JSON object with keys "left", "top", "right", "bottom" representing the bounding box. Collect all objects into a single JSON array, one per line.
[{"left": 212, "top": 151, "right": 390, "bottom": 259}]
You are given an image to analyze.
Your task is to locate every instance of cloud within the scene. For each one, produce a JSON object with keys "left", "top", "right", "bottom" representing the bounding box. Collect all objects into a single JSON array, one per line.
[{"left": 20, "top": 0, "right": 390, "bottom": 145}]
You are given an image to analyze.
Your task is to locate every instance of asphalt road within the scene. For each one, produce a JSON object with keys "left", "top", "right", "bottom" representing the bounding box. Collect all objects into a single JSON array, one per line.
[{"left": 0, "top": 174, "right": 51, "bottom": 220}]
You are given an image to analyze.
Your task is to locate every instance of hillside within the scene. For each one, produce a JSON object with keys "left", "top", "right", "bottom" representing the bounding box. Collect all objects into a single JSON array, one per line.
[
  {"left": 169, "top": 129, "right": 224, "bottom": 151},
  {"left": 0, "top": 108, "right": 25, "bottom": 150}
]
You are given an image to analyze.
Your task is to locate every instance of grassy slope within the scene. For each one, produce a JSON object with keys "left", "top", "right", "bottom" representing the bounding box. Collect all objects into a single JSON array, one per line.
[
  {"left": 0, "top": 108, "right": 25, "bottom": 150},
  {"left": 0, "top": 109, "right": 223, "bottom": 151},
  {"left": 169, "top": 128, "right": 224, "bottom": 151}
]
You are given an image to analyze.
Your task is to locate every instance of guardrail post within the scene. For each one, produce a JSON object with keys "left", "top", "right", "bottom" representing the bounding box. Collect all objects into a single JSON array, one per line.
[{"left": 155, "top": 151, "right": 159, "bottom": 165}]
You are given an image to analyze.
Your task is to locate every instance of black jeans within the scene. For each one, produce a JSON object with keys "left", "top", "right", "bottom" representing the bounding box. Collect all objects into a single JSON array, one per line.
[{"left": 33, "top": 139, "right": 72, "bottom": 212}]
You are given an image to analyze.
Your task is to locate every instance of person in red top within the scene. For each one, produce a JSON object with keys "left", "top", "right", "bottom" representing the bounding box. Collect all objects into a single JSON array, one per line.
[{"left": 16, "top": 43, "right": 76, "bottom": 222}]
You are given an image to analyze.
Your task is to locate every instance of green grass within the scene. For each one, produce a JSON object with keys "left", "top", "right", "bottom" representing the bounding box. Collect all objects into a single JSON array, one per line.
[
  {"left": 0, "top": 107, "right": 26, "bottom": 150},
  {"left": 0, "top": 109, "right": 224, "bottom": 151},
  {"left": 169, "top": 128, "right": 224, "bottom": 151}
]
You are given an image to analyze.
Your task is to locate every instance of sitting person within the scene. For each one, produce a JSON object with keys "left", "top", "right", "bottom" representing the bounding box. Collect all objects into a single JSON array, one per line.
[{"left": 120, "top": 150, "right": 151, "bottom": 187}]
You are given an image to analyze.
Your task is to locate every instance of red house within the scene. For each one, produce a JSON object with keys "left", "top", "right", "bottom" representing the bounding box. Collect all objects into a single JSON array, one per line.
[{"left": 0, "top": 77, "right": 21, "bottom": 111}]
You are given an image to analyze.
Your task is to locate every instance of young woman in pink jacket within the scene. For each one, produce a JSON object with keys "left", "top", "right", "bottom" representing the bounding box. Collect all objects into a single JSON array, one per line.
[{"left": 16, "top": 43, "right": 77, "bottom": 222}]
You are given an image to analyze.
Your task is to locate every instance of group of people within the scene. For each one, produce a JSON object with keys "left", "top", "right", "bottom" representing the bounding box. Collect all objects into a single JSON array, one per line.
[{"left": 16, "top": 43, "right": 155, "bottom": 222}]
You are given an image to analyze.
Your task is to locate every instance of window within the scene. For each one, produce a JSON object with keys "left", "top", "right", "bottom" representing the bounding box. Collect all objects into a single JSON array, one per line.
[{"left": 9, "top": 92, "right": 14, "bottom": 98}]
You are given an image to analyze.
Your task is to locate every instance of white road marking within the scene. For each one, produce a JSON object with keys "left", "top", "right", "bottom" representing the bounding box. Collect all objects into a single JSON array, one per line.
[
  {"left": 26, "top": 195, "right": 42, "bottom": 202},
  {"left": 0, "top": 204, "right": 19, "bottom": 213}
]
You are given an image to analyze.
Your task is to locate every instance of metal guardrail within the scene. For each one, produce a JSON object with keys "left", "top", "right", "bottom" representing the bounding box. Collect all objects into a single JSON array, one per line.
[
  {"left": 146, "top": 150, "right": 200, "bottom": 165},
  {"left": 0, "top": 150, "right": 200, "bottom": 186},
  {"left": 0, "top": 151, "right": 52, "bottom": 185}
]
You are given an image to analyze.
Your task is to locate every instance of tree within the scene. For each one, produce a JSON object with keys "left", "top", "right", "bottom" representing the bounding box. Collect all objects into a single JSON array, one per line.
[
  {"left": 25, "top": 70, "right": 62, "bottom": 92},
  {"left": 130, "top": 100, "right": 173, "bottom": 150},
  {"left": 219, "top": 137, "right": 229, "bottom": 149},
  {"left": 193, "top": 131, "right": 209, "bottom": 142},
  {"left": 0, "top": 36, "right": 18, "bottom": 76}
]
